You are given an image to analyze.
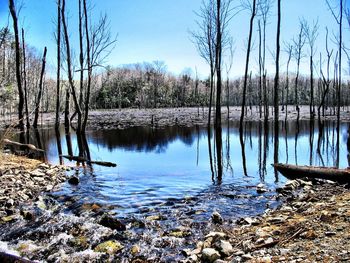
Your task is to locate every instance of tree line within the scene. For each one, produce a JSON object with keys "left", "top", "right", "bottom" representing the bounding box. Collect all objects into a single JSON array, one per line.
[{"left": 1, "top": 0, "right": 350, "bottom": 132}]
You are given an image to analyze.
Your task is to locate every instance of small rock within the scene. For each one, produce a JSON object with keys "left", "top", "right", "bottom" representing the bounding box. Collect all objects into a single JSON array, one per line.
[
  {"left": 205, "top": 232, "right": 226, "bottom": 239},
  {"left": 215, "top": 240, "right": 233, "bottom": 256},
  {"left": 5, "top": 199, "right": 14, "bottom": 208},
  {"left": 256, "top": 184, "right": 268, "bottom": 193},
  {"left": 99, "top": 214, "right": 126, "bottom": 231},
  {"left": 130, "top": 244, "right": 140, "bottom": 255},
  {"left": 242, "top": 254, "right": 253, "bottom": 260},
  {"left": 94, "top": 240, "right": 123, "bottom": 254},
  {"left": 202, "top": 248, "right": 221, "bottom": 262},
  {"left": 187, "top": 254, "right": 198, "bottom": 263},
  {"left": 20, "top": 210, "right": 34, "bottom": 220},
  {"left": 325, "top": 231, "right": 336, "bottom": 236},
  {"left": 211, "top": 211, "right": 223, "bottom": 224},
  {"left": 68, "top": 176, "right": 79, "bottom": 185},
  {"left": 267, "top": 217, "right": 286, "bottom": 224}
]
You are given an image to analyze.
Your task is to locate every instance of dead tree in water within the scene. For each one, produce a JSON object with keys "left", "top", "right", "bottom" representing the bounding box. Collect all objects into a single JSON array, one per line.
[
  {"left": 33, "top": 47, "right": 47, "bottom": 128},
  {"left": 273, "top": 0, "right": 281, "bottom": 180},
  {"left": 9, "top": 0, "right": 24, "bottom": 130},
  {"left": 55, "top": 0, "right": 61, "bottom": 129},
  {"left": 257, "top": 0, "right": 273, "bottom": 120},
  {"left": 240, "top": 0, "right": 257, "bottom": 133},
  {"left": 302, "top": 18, "right": 319, "bottom": 119},
  {"left": 192, "top": 0, "right": 216, "bottom": 127},
  {"left": 319, "top": 28, "right": 333, "bottom": 123},
  {"left": 21, "top": 28, "right": 30, "bottom": 129},
  {"left": 61, "top": 0, "right": 82, "bottom": 132},
  {"left": 284, "top": 42, "right": 293, "bottom": 122},
  {"left": 292, "top": 21, "right": 306, "bottom": 122}
]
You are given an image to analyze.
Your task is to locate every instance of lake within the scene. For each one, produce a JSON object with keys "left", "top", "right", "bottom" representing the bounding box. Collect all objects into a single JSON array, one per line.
[{"left": 14, "top": 120, "right": 349, "bottom": 220}]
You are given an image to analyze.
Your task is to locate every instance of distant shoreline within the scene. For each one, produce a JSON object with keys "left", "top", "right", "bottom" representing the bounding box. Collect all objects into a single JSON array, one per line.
[{"left": 1, "top": 106, "right": 350, "bottom": 130}]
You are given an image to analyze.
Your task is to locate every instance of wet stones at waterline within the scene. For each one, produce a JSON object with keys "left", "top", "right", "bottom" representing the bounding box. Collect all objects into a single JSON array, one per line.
[{"left": 0, "top": 156, "right": 70, "bottom": 222}]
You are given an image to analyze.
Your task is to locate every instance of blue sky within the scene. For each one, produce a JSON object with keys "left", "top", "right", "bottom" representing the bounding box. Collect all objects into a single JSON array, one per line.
[{"left": 0, "top": 0, "right": 349, "bottom": 78}]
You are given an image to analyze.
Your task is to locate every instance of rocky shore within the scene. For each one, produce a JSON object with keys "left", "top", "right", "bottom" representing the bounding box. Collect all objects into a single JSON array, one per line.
[
  {"left": 0, "top": 153, "right": 69, "bottom": 224},
  {"left": 0, "top": 153, "right": 349, "bottom": 262},
  {"left": 181, "top": 180, "right": 350, "bottom": 263}
]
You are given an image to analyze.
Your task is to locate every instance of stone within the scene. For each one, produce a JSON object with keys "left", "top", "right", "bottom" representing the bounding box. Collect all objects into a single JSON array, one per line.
[
  {"left": 187, "top": 254, "right": 198, "bottom": 263},
  {"left": 68, "top": 176, "right": 79, "bottom": 185},
  {"left": 256, "top": 184, "right": 268, "bottom": 194},
  {"left": 130, "top": 244, "right": 140, "bottom": 255},
  {"left": 99, "top": 214, "right": 126, "bottom": 231},
  {"left": 94, "top": 240, "right": 124, "bottom": 254},
  {"left": 215, "top": 240, "right": 233, "bottom": 256},
  {"left": 211, "top": 211, "right": 223, "bottom": 224},
  {"left": 241, "top": 254, "right": 253, "bottom": 260},
  {"left": 5, "top": 199, "right": 14, "bottom": 208},
  {"left": 205, "top": 232, "right": 227, "bottom": 239},
  {"left": 202, "top": 248, "right": 221, "bottom": 262},
  {"left": 46, "top": 185, "right": 53, "bottom": 191}
]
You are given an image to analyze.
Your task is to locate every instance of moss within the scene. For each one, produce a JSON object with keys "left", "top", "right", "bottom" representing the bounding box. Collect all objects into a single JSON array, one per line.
[{"left": 94, "top": 240, "right": 124, "bottom": 254}]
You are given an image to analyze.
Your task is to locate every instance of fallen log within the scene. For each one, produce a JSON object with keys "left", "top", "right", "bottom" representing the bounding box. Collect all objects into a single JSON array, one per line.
[
  {"left": 61, "top": 155, "right": 117, "bottom": 167},
  {"left": 3, "top": 139, "right": 44, "bottom": 152},
  {"left": 273, "top": 163, "right": 350, "bottom": 183}
]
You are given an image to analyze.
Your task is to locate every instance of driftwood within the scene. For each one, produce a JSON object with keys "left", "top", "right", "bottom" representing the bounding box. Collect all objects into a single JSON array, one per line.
[
  {"left": 273, "top": 163, "right": 350, "bottom": 183},
  {"left": 3, "top": 139, "right": 45, "bottom": 152},
  {"left": 61, "top": 155, "right": 117, "bottom": 167}
]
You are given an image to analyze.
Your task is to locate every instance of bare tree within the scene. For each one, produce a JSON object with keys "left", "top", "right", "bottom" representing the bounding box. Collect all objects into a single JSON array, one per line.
[
  {"left": 258, "top": 0, "right": 273, "bottom": 120},
  {"left": 192, "top": 0, "right": 216, "bottom": 126},
  {"left": 240, "top": 0, "right": 257, "bottom": 133},
  {"left": 33, "top": 47, "right": 47, "bottom": 128},
  {"left": 292, "top": 21, "right": 306, "bottom": 121},
  {"left": 61, "top": 0, "right": 83, "bottom": 132},
  {"left": 273, "top": 0, "right": 281, "bottom": 170},
  {"left": 284, "top": 41, "right": 293, "bottom": 122},
  {"left": 21, "top": 28, "right": 30, "bottom": 128},
  {"left": 55, "top": 0, "right": 61, "bottom": 129},
  {"left": 302, "top": 18, "right": 319, "bottom": 118},
  {"left": 9, "top": 0, "right": 24, "bottom": 130},
  {"left": 326, "top": 0, "right": 343, "bottom": 124},
  {"left": 319, "top": 28, "right": 333, "bottom": 122}
]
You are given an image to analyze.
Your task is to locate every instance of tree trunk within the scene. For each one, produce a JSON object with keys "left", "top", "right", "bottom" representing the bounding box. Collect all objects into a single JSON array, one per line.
[
  {"left": 82, "top": 0, "right": 92, "bottom": 132},
  {"left": 61, "top": 0, "right": 82, "bottom": 133},
  {"left": 215, "top": 0, "right": 222, "bottom": 128},
  {"left": 21, "top": 28, "right": 30, "bottom": 129},
  {"left": 240, "top": 0, "right": 256, "bottom": 133},
  {"left": 55, "top": 0, "right": 61, "bottom": 129},
  {"left": 33, "top": 47, "right": 47, "bottom": 128},
  {"left": 9, "top": 0, "right": 24, "bottom": 130}
]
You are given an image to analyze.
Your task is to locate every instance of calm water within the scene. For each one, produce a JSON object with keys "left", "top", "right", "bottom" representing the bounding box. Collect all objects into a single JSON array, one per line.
[{"left": 10, "top": 120, "right": 350, "bottom": 218}]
